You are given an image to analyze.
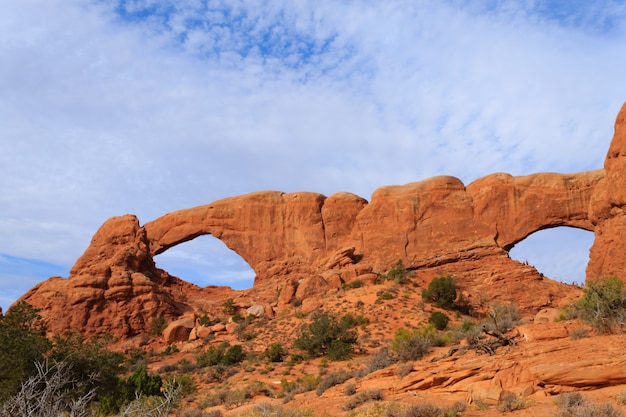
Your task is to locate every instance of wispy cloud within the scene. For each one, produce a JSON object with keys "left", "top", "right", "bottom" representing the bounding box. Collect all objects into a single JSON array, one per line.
[{"left": 1, "top": 0, "right": 625, "bottom": 311}]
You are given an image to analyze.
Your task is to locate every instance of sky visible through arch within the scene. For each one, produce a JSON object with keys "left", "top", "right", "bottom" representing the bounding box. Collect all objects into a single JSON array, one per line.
[{"left": 2, "top": 0, "right": 626, "bottom": 311}]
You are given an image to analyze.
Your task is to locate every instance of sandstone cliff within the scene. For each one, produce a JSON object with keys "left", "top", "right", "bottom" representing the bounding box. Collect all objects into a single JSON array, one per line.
[{"left": 19, "top": 103, "right": 626, "bottom": 338}]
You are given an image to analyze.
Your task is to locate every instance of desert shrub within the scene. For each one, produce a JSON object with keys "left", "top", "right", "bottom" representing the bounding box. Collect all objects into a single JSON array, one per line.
[
  {"left": 294, "top": 312, "right": 358, "bottom": 360},
  {"left": 367, "top": 346, "right": 397, "bottom": 372},
  {"left": 327, "top": 339, "right": 355, "bottom": 361},
  {"left": 422, "top": 276, "right": 457, "bottom": 309},
  {"left": 0, "top": 301, "right": 52, "bottom": 402},
  {"left": 396, "top": 362, "right": 414, "bottom": 378},
  {"left": 246, "top": 380, "right": 275, "bottom": 398},
  {"left": 222, "top": 344, "right": 245, "bottom": 365},
  {"left": 340, "top": 313, "right": 370, "bottom": 328},
  {"left": 554, "top": 392, "right": 623, "bottom": 417},
  {"left": 385, "top": 260, "right": 412, "bottom": 284},
  {"left": 280, "top": 378, "right": 298, "bottom": 395},
  {"left": 380, "top": 291, "right": 394, "bottom": 300},
  {"left": 315, "top": 370, "right": 351, "bottom": 396},
  {"left": 342, "top": 389, "right": 384, "bottom": 410},
  {"left": 343, "top": 280, "right": 364, "bottom": 289},
  {"left": 264, "top": 342, "right": 287, "bottom": 362},
  {"left": 483, "top": 303, "right": 521, "bottom": 334},
  {"left": 162, "top": 344, "right": 179, "bottom": 355},
  {"left": 165, "top": 374, "right": 196, "bottom": 397},
  {"left": 242, "top": 403, "right": 314, "bottom": 417},
  {"left": 150, "top": 316, "right": 167, "bottom": 336},
  {"left": 158, "top": 363, "right": 179, "bottom": 373},
  {"left": 49, "top": 333, "right": 125, "bottom": 403},
  {"left": 97, "top": 364, "right": 163, "bottom": 415},
  {"left": 231, "top": 312, "right": 245, "bottom": 323},
  {"left": 222, "top": 298, "right": 237, "bottom": 315},
  {"left": 449, "top": 319, "right": 479, "bottom": 344},
  {"left": 428, "top": 311, "right": 450, "bottom": 330},
  {"left": 177, "top": 358, "right": 196, "bottom": 373},
  {"left": 390, "top": 326, "right": 438, "bottom": 362},
  {"left": 196, "top": 344, "right": 227, "bottom": 367},
  {"left": 575, "top": 276, "right": 626, "bottom": 333},
  {"left": 223, "top": 389, "right": 250, "bottom": 409},
  {"left": 204, "top": 388, "right": 250, "bottom": 410},
  {"left": 402, "top": 402, "right": 443, "bottom": 417},
  {"left": 570, "top": 328, "right": 589, "bottom": 340},
  {"left": 287, "top": 353, "right": 304, "bottom": 365},
  {"left": 344, "top": 382, "right": 357, "bottom": 395},
  {"left": 196, "top": 342, "right": 245, "bottom": 367},
  {"left": 116, "top": 378, "right": 181, "bottom": 417},
  {"left": 198, "top": 313, "right": 217, "bottom": 327},
  {"left": 298, "top": 374, "right": 319, "bottom": 392},
  {"left": 497, "top": 391, "right": 527, "bottom": 412}
]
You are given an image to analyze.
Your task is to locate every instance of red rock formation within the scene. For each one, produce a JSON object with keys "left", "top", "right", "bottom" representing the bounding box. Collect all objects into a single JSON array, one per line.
[
  {"left": 588, "top": 102, "right": 626, "bottom": 280},
  {"left": 18, "top": 103, "right": 626, "bottom": 338}
]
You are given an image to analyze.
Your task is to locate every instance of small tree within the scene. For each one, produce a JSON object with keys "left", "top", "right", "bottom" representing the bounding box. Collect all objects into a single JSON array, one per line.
[
  {"left": 576, "top": 276, "right": 626, "bottom": 333},
  {"left": 422, "top": 275, "right": 457, "bottom": 309},
  {"left": 428, "top": 311, "right": 450, "bottom": 330},
  {"left": 294, "top": 312, "right": 358, "bottom": 360},
  {"left": 483, "top": 303, "right": 521, "bottom": 334},
  {"left": 0, "top": 302, "right": 52, "bottom": 402},
  {"left": 49, "top": 333, "right": 124, "bottom": 403},
  {"left": 264, "top": 343, "right": 287, "bottom": 363}
]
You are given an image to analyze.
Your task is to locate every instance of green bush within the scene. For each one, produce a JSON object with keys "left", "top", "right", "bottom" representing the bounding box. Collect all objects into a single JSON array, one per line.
[
  {"left": 422, "top": 276, "right": 457, "bottom": 309},
  {"left": 49, "top": 333, "right": 124, "bottom": 403},
  {"left": 428, "top": 311, "right": 450, "bottom": 330},
  {"left": 390, "top": 326, "right": 438, "bottom": 362},
  {"left": 294, "top": 312, "right": 358, "bottom": 360},
  {"left": 575, "top": 276, "right": 626, "bottom": 333},
  {"left": 264, "top": 342, "right": 287, "bottom": 362},
  {"left": 222, "top": 298, "right": 237, "bottom": 315},
  {"left": 222, "top": 344, "right": 245, "bottom": 365},
  {"left": 98, "top": 365, "right": 163, "bottom": 414},
  {"left": 386, "top": 260, "right": 411, "bottom": 284},
  {"left": 342, "top": 280, "right": 364, "bottom": 290},
  {"left": 196, "top": 342, "right": 245, "bottom": 367},
  {"left": 0, "top": 302, "right": 52, "bottom": 402}
]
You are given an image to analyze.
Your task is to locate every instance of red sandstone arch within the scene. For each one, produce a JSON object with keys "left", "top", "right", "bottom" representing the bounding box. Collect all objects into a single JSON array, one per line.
[
  {"left": 19, "top": 102, "right": 626, "bottom": 339},
  {"left": 467, "top": 170, "right": 604, "bottom": 251},
  {"left": 141, "top": 170, "right": 605, "bottom": 282}
]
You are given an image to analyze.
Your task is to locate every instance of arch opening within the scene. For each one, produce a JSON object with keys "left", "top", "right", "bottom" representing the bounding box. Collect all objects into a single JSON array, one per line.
[
  {"left": 508, "top": 226, "right": 594, "bottom": 285},
  {"left": 153, "top": 234, "right": 256, "bottom": 290}
]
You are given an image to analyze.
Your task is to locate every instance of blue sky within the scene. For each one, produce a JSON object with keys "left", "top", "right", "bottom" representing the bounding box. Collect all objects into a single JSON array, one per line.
[{"left": 1, "top": 0, "right": 625, "bottom": 311}]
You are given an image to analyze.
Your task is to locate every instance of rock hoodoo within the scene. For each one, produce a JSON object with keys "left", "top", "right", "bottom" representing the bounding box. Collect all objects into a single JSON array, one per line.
[{"left": 20, "top": 103, "right": 626, "bottom": 338}]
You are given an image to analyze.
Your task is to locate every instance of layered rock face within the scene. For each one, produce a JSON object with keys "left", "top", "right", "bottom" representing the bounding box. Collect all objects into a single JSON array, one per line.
[{"left": 20, "top": 103, "right": 626, "bottom": 338}]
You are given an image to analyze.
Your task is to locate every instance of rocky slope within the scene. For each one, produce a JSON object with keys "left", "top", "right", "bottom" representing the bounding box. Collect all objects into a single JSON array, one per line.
[
  {"left": 18, "top": 103, "right": 626, "bottom": 340},
  {"left": 11, "top": 103, "right": 626, "bottom": 417}
]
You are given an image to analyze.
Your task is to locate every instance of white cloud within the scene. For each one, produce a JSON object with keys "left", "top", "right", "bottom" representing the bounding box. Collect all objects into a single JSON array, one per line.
[{"left": 1, "top": 0, "right": 625, "bottom": 311}]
